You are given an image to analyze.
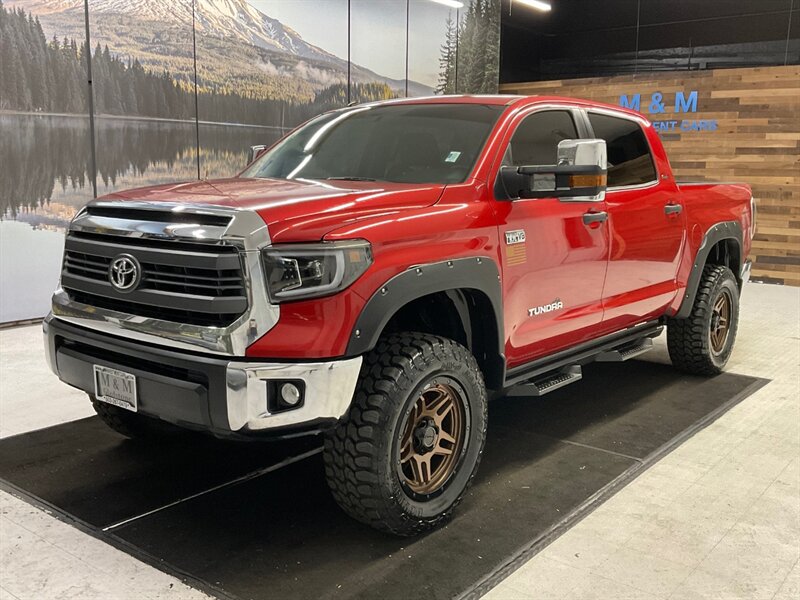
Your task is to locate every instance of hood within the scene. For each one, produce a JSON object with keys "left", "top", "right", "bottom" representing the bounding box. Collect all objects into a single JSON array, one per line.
[{"left": 103, "top": 177, "right": 445, "bottom": 242}]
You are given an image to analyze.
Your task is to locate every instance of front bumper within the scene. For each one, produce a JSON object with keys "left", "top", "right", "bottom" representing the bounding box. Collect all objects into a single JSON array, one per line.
[{"left": 44, "top": 315, "right": 362, "bottom": 438}]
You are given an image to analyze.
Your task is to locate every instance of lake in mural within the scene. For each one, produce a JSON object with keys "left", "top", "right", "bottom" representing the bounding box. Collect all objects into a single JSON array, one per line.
[{"left": 0, "top": 113, "right": 280, "bottom": 322}]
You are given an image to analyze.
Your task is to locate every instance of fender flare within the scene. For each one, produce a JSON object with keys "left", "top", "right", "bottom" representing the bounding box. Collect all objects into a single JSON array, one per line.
[
  {"left": 674, "top": 220, "right": 743, "bottom": 319},
  {"left": 345, "top": 257, "right": 505, "bottom": 383}
]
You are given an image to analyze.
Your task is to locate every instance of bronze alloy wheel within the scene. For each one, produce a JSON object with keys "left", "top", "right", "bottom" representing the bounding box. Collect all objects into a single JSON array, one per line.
[
  {"left": 710, "top": 288, "right": 732, "bottom": 354},
  {"left": 324, "top": 332, "right": 487, "bottom": 535},
  {"left": 398, "top": 380, "right": 466, "bottom": 497}
]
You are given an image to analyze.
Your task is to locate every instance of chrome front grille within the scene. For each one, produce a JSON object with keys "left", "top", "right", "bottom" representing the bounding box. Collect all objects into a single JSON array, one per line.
[
  {"left": 65, "top": 250, "right": 245, "bottom": 297},
  {"left": 142, "top": 263, "right": 245, "bottom": 297},
  {"left": 61, "top": 234, "right": 248, "bottom": 327},
  {"left": 51, "top": 200, "right": 278, "bottom": 356}
]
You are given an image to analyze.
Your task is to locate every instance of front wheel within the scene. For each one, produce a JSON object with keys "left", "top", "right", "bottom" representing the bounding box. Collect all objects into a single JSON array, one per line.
[
  {"left": 323, "top": 332, "right": 487, "bottom": 536},
  {"left": 667, "top": 265, "right": 740, "bottom": 376}
]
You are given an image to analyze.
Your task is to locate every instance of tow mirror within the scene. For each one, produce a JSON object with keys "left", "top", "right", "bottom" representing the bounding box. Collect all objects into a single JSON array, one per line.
[
  {"left": 497, "top": 139, "right": 607, "bottom": 201},
  {"left": 247, "top": 144, "right": 267, "bottom": 165}
]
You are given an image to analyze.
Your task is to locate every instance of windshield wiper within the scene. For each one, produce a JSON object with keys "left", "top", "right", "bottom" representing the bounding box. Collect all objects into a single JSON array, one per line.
[{"left": 326, "top": 176, "right": 378, "bottom": 181}]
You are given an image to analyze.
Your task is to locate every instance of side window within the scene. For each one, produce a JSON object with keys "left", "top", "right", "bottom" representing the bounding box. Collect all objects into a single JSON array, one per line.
[
  {"left": 505, "top": 111, "right": 578, "bottom": 167},
  {"left": 587, "top": 113, "right": 657, "bottom": 187}
]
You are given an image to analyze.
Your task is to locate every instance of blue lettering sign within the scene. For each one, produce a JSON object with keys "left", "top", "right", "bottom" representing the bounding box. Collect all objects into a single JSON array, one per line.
[
  {"left": 649, "top": 92, "right": 666, "bottom": 114},
  {"left": 675, "top": 91, "right": 698, "bottom": 113},
  {"left": 619, "top": 94, "right": 641, "bottom": 111},
  {"left": 619, "top": 90, "right": 715, "bottom": 134}
]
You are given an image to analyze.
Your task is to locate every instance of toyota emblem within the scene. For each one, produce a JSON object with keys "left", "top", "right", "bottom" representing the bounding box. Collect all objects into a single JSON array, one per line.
[{"left": 108, "top": 254, "right": 141, "bottom": 292}]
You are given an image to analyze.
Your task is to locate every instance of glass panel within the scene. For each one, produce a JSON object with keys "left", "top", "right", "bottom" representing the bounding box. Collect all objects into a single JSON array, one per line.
[
  {"left": 196, "top": 0, "right": 348, "bottom": 179},
  {"left": 500, "top": 0, "right": 638, "bottom": 82},
  {"left": 637, "top": 10, "right": 793, "bottom": 70},
  {"left": 588, "top": 113, "right": 656, "bottom": 187},
  {"left": 455, "top": 0, "right": 502, "bottom": 93},
  {"left": 408, "top": 0, "right": 452, "bottom": 95},
  {"left": 506, "top": 111, "right": 578, "bottom": 166},
  {"left": 87, "top": 0, "right": 199, "bottom": 197},
  {"left": 0, "top": 1, "right": 91, "bottom": 322},
  {"left": 409, "top": 0, "right": 501, "bottom": 96},
  {"left": 350, "top": 0, "right": 408, "bottom": 100},
  {"left": 244, "top": 103, "right": 504, "bottom": 184},
  {"left": 500, "top": 0, "right": 796, "bottom": 81}
]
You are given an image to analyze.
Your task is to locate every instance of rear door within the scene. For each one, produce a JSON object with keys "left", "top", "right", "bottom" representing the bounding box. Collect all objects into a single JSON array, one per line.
[
  {"left": 492, "top": 107, "right": 610, "bottom": 368},
  {"left": 585, "top": 111, "right": 686, "bottom": 330}
]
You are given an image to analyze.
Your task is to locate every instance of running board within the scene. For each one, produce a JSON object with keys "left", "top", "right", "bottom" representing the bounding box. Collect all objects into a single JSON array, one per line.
[
  {"left": 595, "top": 338, "right": 654, "bottom": 362},
  {"left": 507, "top": 365, "right": 582, "bottom": 397},
  {"left": 504, "top": 321, "right": 663, "bottom": 389}
]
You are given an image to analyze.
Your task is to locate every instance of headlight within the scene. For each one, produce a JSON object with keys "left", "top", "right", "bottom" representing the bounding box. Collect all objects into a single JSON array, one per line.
[{"left": 262, "top": 240, "right": 372, "bottom": 302}]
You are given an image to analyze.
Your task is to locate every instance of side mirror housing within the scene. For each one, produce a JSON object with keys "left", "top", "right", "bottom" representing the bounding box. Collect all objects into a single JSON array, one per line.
[
  {"left": 497, "top": 139, "right": 608, "bottom": 202},
  {"left": 247, "top": 144, "right": 267, "bottom": 165}
]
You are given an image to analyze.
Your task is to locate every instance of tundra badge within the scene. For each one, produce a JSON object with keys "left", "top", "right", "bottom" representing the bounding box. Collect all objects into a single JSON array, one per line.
[{"left": 528, "top": 299, "right": 564, "bottom": 317}]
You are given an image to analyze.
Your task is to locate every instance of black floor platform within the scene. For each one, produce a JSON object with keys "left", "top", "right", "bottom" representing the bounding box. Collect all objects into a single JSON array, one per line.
[{"left": 0, "top": 361, "right": 767, "bottom": 600}]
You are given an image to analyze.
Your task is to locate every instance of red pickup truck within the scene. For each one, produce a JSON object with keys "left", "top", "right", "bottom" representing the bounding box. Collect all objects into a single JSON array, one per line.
[{"left": 45, "top": 95, "right": 755, "bottom": 535}]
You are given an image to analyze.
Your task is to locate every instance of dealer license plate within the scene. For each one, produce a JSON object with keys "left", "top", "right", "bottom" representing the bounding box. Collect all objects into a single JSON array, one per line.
[{"left": 93, "top": 365, "right": 138, "bottom": 412}]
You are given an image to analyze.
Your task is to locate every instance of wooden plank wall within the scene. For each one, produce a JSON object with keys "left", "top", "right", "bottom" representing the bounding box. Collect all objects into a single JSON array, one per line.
[{"left": 500, "top": 65, "right": 800, "bottom": 286}]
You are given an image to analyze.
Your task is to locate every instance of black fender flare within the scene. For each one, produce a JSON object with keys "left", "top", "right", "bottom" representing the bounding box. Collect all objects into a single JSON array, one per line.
[
  {"left": 674, "top": 220, "right": 743, "bottom": 319},
  {"left": 346, "top": 257, "right": 506, "bottom": 384}
]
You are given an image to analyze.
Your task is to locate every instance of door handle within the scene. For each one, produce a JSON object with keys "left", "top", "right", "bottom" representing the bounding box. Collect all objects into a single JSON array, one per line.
[
  {"left": 582, "top": 211, "right": 608, "bottom": 226},
  {"left": 664, "top": 203, "right": 683, "bottom": 215}
]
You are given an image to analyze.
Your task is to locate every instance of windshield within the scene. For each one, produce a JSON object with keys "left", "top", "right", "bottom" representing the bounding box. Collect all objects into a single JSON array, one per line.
[{"left": 241, "top": 103, "right": 504, "bottom": 185}]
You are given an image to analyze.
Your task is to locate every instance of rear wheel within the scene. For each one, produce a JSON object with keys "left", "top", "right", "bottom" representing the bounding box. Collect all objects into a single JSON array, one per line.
[
  {"left": 91, "top": 396, "right": 181, "bottom": 439},
  {"left": 323, "top": 332, "right": 487, "bottom": 536},
  {"left": 667, "top": 265, "right": 740, "bottom": 376}
]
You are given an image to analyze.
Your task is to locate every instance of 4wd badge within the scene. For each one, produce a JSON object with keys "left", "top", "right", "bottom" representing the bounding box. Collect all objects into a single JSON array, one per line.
[
  {"left": 505, "top": 230, "right": 526, "bottom": 245},
  {"left": 505, "top": 230, "right": 527, "bottom": 266}
]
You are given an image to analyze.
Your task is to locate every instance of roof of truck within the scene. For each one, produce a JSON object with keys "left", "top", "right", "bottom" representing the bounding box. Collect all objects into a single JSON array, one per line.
[
  {"left": 372, "top": 94, "right": 526, "bottom": 106},
  {"left": 365, "top": 94, "right": 649, "bottom": 121}
]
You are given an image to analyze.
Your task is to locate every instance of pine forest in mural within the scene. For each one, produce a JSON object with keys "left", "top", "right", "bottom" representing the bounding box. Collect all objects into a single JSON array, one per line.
[{"left": 0, "top": 0, "right": 502, "bottom": 323}]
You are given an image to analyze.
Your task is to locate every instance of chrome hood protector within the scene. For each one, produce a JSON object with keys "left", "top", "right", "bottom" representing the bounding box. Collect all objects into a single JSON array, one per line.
[{"left": 50, "top": 200, "right": 279, "bottom": 356}]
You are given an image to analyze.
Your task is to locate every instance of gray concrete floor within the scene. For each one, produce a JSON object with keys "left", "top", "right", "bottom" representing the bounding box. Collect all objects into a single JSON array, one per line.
[
  {"left": 487, "top": 282, "right": 800, "bottom": 600},
  {"left": 1, "top": 282, "right": 798, "bottom": 599}
]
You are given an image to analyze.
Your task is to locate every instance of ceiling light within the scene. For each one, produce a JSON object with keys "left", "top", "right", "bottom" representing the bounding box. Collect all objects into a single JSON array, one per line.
[
  {"left": 516, "top": 0, "right": 552, "bottom": 11},
  {"left": 428, "top": 0, "right": 465, "bottom": 8}
]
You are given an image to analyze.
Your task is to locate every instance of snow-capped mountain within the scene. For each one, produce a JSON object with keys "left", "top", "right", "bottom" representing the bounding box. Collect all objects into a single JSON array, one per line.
[
  {"left": 13, "top": 0, "right": 339, "bottom": 63},
  {"left": 195, "top": 0, "right": 340, "bottom": 64},
  {"left": 9, "top": 0, "right": 432, "bottom": 97}
]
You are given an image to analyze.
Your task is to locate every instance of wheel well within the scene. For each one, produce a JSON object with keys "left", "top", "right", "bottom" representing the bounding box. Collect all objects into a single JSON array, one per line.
[
  {"left": 381, "top": 289, "right": 504, "bottom": 390},
  {"left": 705, "top": 238, "right": 742, "bottom": 287}
]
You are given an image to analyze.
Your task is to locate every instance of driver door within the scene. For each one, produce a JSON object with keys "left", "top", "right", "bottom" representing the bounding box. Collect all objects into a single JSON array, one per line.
[{"left": 492, "top": 108, "right": 610, "bottom": 368}]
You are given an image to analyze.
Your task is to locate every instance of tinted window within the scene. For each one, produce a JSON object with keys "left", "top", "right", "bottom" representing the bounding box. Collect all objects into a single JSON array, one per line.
[
  {"left": 505, "top": 110, "right": 578, "bottom": 166},
  {"left": 587, "top": 113, "right": 657, "bottom": 187},
  {"left": 242, "top": 104, "right": 504, "bottom": 185}
]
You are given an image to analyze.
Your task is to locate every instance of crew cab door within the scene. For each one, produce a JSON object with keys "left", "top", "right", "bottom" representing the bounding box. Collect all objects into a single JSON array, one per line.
[
  {"left": 492, "top": 108, "right": 610, "bottom": 368},
  {"left": 585, "top": 111, "right": 686, "bottom": 330}
]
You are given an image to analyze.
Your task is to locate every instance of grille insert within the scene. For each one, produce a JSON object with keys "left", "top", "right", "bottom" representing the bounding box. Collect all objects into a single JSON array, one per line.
[
  {"left": 64, "top": 289, "right": 242, "bottom": 327},
  {"left": 61, "top": 235, "right": 248, "bottom": 328},
  {"left": 64, "top": 251, "right": 246, "bottom": 298}
]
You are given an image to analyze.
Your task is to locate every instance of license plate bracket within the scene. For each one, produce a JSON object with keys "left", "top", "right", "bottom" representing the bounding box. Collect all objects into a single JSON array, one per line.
[{"left": 93, "top": 365, "right": 138, "bottom": 412}]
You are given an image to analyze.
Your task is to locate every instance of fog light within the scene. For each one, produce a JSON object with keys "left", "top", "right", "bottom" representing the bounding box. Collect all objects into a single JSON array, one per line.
[
  {"left": 267, "top": 379, "right": 305, "bottom": 413},
  {"left": 280, "top": 382, "right": 302, "bottom": 406}
]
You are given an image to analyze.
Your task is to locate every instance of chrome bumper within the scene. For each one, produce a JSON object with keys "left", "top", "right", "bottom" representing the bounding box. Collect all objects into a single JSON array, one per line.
[
  {"left": 225, "top": 357, "right": 362, "bottom": 432},
  {"left": 44, "top": 314, "right": 361, "bottom": 435}
]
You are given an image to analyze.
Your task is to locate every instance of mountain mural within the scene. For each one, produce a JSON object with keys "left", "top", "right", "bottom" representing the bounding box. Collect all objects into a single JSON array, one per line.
[{"left": 7, "top": 0, "right": 433, "bottom": 104}]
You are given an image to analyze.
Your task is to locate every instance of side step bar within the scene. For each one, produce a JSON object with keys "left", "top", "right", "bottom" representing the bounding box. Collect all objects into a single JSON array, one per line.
[
  {"left": 505, "top": 335, "right": 657, "bottom": 398},
  {"left": 506, "top": 365, "right": 582, "bottom": 397},
  {"left": 595, "top": 338, "right": 654, "bottom": 362},
  {"left": 504, "top": 320, "right": 663, "bottom": 389}
]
